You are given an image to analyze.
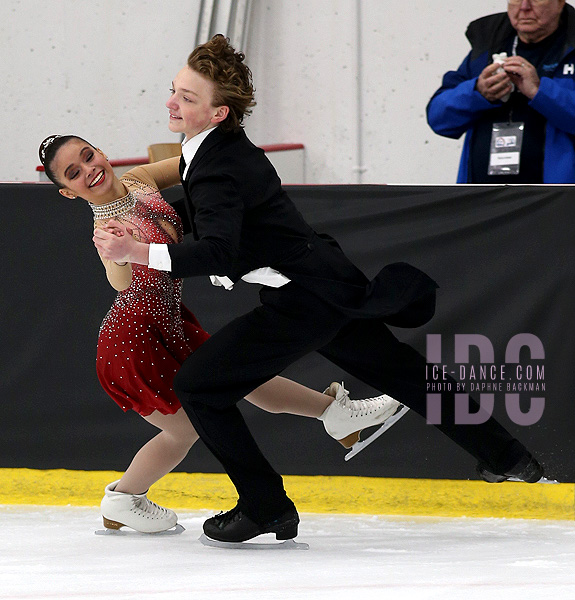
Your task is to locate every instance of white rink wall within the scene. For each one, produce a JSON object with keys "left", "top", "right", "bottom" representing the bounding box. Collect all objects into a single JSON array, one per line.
[
  {"left": 2, "top": 0, "right": 504, "bottom": 183},
  {"left": 0, "top": 0, "right": 196, "bottom": 182}
]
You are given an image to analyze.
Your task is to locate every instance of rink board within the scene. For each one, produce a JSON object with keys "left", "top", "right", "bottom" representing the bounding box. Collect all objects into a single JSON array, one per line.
[
  {"left": 0, "top": 468, "right": 572, "bottom": 520},
  {"left": 1, "top": 182, "right": 575, "bottom": 484}
]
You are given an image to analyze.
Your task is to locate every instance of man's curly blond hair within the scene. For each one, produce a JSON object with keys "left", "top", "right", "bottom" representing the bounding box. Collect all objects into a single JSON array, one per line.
[{"left": 188, "top": 34, "right": 256, "bottom": 133}]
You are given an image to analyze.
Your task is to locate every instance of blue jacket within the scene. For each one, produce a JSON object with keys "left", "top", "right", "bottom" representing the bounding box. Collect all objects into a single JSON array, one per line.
[{"left": 427, "top": 6, "right": 575, "bottom": 183}]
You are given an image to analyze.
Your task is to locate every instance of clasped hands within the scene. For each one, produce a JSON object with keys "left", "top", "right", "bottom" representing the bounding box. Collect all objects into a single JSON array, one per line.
[
  {"left": 93, "top": 219, "right": 148, "bottom": 265},
  {"left": 476, "top": 56, "right": 540, "bottom": 102}
]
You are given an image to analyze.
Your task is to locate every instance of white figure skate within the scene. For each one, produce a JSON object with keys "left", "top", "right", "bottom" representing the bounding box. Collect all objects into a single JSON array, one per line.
[
  {"left": 95, "top": 480, "right": 184, "bottom": 536},
  {"left": 319, "top": 382, "right": 409, "bottom": 460}
]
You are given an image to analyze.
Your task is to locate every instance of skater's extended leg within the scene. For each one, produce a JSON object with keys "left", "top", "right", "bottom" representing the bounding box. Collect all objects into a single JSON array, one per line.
[
  {"left": 319, "top": 319, "right": 541, "bottom": 478},
  {"left": 246, "top": 376, "right": 331, "bottom": 417},
  {"left": 248, "top": 376, "right": 402, "bottom": 448}
]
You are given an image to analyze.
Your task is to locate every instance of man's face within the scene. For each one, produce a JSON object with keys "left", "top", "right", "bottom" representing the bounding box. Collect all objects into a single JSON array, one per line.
[
  {"left": 508, "top": 0, "right": 566, "bottom": 43},
  {"left": 166, "top": 67, "right": 225, "bottom": 139}
]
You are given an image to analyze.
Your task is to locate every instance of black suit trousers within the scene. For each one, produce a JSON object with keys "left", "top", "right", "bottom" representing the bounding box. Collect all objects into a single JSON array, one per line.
[{"left": 173, "top": 282, "right": 526, "bottom": 523}]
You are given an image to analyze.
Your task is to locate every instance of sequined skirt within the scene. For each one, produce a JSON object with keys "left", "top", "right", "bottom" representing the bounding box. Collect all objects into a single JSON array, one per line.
[{"left": 96, "top": 288, "right": 210, "bottom": 416}]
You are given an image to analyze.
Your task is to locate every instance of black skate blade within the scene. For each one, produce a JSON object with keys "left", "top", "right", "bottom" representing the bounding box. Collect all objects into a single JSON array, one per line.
[
  {"left": 199, "top": 533, "right": 309, "bottom": 550},
  {"left": 345, "top": 405, "right": 410, "bottom": 461},
  {"left": 95, "top": 523, "right": 185, "bottom": 536}
]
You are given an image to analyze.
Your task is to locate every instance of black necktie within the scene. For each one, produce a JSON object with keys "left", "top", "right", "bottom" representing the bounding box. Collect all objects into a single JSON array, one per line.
[{"left": 179, "top": 154, "right": 186, "bottom": 179}]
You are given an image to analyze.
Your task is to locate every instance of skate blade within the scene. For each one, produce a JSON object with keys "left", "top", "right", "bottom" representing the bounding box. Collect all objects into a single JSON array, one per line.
[
  {"left": 507, "top": 476, "right": 560, "bottom": 484},
  {"left": 199, "top": 533, "right": 309, "bottom": 550},
  {"left": 95, "top": 523, "right": 185, "bottom": 536},
  {"left": 344, "top": 405, "right": 410, "bottom": 461}
]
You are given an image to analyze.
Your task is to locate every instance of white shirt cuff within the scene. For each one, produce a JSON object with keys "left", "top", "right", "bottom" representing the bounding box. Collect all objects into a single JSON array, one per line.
[
  {"left": 148, "top": 243, "right": 172, "bottom": 271},
  {"left": 210, "top": 275, "right": 235, "bottom": 290}
]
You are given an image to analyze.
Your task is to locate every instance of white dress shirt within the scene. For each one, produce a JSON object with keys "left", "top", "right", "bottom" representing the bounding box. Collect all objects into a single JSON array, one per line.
[{"left": 148, "top": 128, "right": 290, "bottom": 291}]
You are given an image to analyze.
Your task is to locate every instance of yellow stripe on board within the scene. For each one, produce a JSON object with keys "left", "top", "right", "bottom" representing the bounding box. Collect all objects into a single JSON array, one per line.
[{"left": 0, "top": 468, "right": 572, "bottom": 520}]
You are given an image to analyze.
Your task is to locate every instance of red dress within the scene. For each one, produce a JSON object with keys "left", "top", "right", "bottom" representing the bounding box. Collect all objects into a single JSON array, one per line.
[{"left": 94, "top": 179, "right": 210, "bottom": 416}]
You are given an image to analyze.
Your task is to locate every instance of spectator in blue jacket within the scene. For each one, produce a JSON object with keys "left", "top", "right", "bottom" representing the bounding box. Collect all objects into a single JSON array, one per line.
[{"left": 427, "top": 1, "right": 575, "bottom": 183}]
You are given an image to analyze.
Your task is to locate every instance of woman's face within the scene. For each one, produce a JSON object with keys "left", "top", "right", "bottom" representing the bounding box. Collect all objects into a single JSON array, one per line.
[{"left": 52, "top": 138, "right": 117, "bottom": 202}]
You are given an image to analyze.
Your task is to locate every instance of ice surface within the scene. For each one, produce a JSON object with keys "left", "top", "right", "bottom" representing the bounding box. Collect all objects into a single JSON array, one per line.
[{"left": 1, "top": 505, "right": 574, "bottom": 600}]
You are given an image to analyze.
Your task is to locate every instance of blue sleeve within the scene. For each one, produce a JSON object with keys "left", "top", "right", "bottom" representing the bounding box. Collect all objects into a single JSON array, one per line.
[
  {"left": 529, "top": 76, "right": 575, "bottom": 135},
  {"left": 427, "top": 52, "right": 499, "bottom": 139}
]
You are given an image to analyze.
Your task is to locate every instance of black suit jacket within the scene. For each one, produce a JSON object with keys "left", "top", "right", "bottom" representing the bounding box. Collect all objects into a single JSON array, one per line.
[{"left": 169, "top": 127, "right": 437, "bottom": 327}]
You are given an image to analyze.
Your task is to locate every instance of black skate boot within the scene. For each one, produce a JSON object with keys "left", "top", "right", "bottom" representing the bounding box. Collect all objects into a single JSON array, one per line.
[
  {"left": 477, "top": 453, "right": 544, "bottom": 483},
  {"left": 202, "top": 504, "right": 300, "bottom": 544}
]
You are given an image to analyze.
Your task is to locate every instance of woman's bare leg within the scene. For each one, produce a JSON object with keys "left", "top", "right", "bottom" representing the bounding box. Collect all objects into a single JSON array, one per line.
[
  {"left": 246, "top": 376, "right": 332, "bottom": 417},
  {"left": 114, "top": 377, "right": 332, "bottom": 494},
  {"left": 114, "top": 408, "right": 198, "bottom": 494}
]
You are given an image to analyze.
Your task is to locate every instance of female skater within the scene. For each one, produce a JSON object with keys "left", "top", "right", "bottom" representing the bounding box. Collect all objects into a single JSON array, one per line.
[{"left": 39, "top": 134, "right": 401, "bottom": 534}]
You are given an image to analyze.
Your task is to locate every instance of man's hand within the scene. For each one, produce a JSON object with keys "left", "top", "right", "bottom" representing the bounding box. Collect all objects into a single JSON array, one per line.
[
  {"left": 476, "top": 62, "right": 514, "bottom": 102},
  {"left": 503, "top": 57, "right": 540, "bottom": 100},
  {"left": 93, "top": 219, "right": 150, "bottom": 265}
]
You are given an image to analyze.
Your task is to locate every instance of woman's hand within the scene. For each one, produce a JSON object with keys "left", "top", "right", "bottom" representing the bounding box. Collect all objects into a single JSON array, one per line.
[
  {"left": 101, "top": 220, "right": 129, "bottom": 238},
  {"left": 93, "top": 219, "right": 149, "bottom": 265}
]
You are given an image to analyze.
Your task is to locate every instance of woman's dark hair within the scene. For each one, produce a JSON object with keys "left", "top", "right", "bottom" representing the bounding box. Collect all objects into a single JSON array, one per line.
[{"left": 38, "top": 134, "right": 94, "bottom": 188}]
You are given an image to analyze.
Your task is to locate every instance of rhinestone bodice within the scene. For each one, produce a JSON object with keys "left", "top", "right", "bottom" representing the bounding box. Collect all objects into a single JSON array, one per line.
[
  {"left": 96, "top": 182, "right": 184, "bottom": 334},
  {"left": 95, "top": 178, "right": 210, "bottom": 416}
]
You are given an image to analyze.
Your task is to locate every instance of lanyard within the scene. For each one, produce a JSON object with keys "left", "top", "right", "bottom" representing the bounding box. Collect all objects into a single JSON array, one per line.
[{"left": 506, "top": 36, "right": 519, "bottom": 122}]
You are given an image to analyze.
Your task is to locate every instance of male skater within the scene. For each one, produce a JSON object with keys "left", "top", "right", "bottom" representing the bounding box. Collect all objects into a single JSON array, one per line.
[{"left": 94, "top": 35, "right": 543, "bottom": 544}]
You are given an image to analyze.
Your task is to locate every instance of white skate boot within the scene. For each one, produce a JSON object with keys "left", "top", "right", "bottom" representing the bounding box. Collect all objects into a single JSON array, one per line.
[
  {"left": 97, "top": 480, "right": 184, "bottom": 535},
  {"left": 319, "top": 382, "right": 409, "bottom": 459}
]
